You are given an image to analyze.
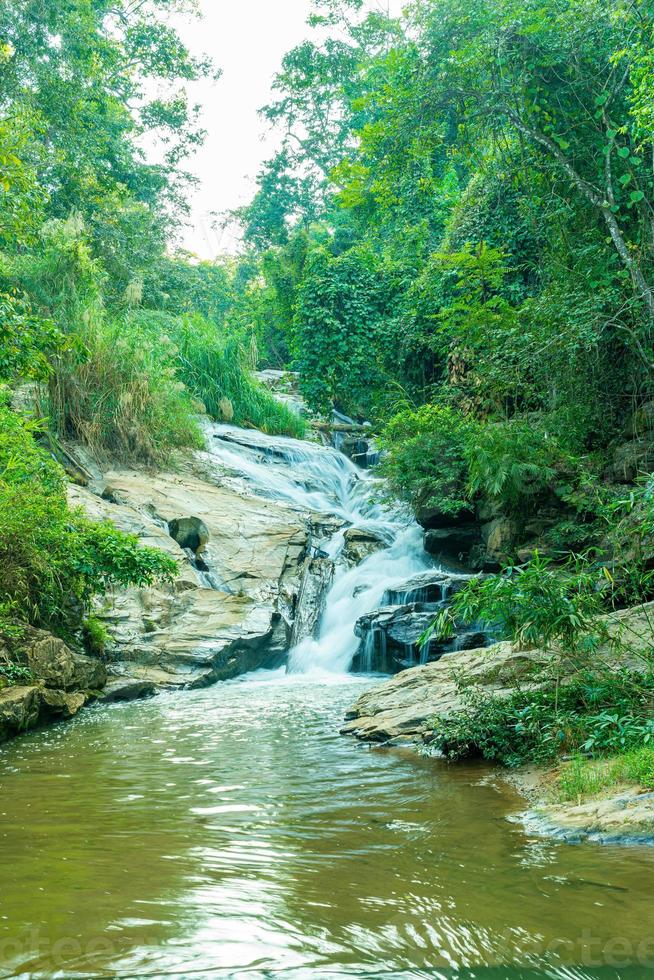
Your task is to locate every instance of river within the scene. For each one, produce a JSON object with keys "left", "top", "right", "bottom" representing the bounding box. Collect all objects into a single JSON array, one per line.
[{"left": 1, "top": 427, "right": 654, "bottom": 978}]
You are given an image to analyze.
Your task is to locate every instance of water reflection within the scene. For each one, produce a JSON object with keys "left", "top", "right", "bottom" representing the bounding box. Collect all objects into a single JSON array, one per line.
[{"left": 0, "top": 672, "right": 653, "bottom": 979}]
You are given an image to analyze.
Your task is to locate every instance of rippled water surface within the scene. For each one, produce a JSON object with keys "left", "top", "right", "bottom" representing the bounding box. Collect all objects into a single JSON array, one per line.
[{"left": 1, "top": 672, "right": 654, "bottom": 980}]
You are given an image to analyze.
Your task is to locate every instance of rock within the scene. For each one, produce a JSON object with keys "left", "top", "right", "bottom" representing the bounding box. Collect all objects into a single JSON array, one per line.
[
  {"left": 290, "top": 556, "right": 334, "bottom": 646},
  {"left": 343, "top": 641, "right": 552, "bottom": 742},
  {"left": 5, "top": 630, "right": 106, "bottom": 691},
  {"left": 353, "top": 604, "right": 437, "bottom": 672},
  {"left": 523, "top": 791, "right": 654, "bottom": 844},
  {"left": 606, "top": 439, "right": 654, "bottom": 483},
  {"left": 0, "top": 686, "right": 41, "bottom": 742},
  {"left": 70, "top": 464, "right": 309, "bottom": 687},
  {"left": 102, "top": 678, "right": 157, "bottom": 702},
  {"left": 342, "top": 527, "right": 388, "bottom": 565},
  {"left": 40, "top": 689, "right": 87, "bottom": 720},
  {"left": 344, "top": 602, "right": 654, "bottom": 743},
  {"left": 168, "top": 516, "right": 210, "bottom": 555},
  {"left": 481, "top": 517, "right": 518, "bottom": 562},
  {"left": 415, "top": 504, "right": 474, "bottom": 531},
  {"left": 352, "top": 600, "right": 489, "bottom": 674},
  {"left": 424, "top": 526, "right": 480, "bottom": 566},
  {"left": 382, "top": 569, "right": 473, "bottom": 606}
]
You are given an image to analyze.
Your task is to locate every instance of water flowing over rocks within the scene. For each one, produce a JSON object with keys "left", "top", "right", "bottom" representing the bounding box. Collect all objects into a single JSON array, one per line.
[{"left": 353, "top": 569, "right": 488, "bottom": 673}]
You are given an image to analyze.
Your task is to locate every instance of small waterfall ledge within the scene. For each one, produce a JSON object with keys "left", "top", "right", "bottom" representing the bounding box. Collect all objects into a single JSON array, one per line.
[{"left": 70, "top": 421, "right": 490, "bottom": 688}]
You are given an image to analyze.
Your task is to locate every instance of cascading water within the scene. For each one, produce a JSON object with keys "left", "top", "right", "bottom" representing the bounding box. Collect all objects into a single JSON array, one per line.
[{"left": 202, "top": 423, "right": 431, "bottom": 674}]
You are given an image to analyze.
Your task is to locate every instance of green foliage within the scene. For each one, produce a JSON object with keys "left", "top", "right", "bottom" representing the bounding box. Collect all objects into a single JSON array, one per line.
[
  {"left": 433, "top": 553, "right": 608, "bottom": 654},
  {"left": 0, "top": 292, "right": 65, "bottom": 383},
  {"left": 0, "top": 660, "right": 34, "bottom": 689},
  {"left": 166, "top": 314, "right": 306, "bottom": 439},
  {"left": 431, "top": 671, "right": 654, "bottom": 768},
  {"left": 82, "top": 617, "right": 109, "bottom": 658},
  {"left": 293, "top": 244, "right": 388, "bottom": 416},
  {"left": 49, "top": 313, "right": 204, "bottom": 466},
  {"left": 466, "top": 421, "right": 573, "bottom": 513},
  {"left": 379, "top": 404, "right": 476, "bottom": 517},
  {"left": 556, "top": 748, "right": 654, "bottom": 803},
  {"left": 0, "top": 405, "right": 176, "bottom": 638}
]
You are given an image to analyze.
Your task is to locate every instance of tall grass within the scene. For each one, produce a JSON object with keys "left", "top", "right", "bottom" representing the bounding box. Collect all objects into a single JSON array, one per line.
[
  {"left": 159, "top": 313, "right": 306, "bottom": 439},
  {"left": 556, "top": 747, "right": 654, "bottom": 803},
  {"left": 49, "top": 317, "right": 204, "bottom": 466}
]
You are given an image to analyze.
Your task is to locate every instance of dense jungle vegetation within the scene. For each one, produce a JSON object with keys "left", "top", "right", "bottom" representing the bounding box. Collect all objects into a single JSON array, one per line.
[{"left": 4, "top": 0, "right": 654, "bottom": 769}]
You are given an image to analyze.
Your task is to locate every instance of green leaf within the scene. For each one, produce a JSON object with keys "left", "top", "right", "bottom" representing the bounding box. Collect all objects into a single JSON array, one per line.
[
  {"left": 617, "top": 146, "right": 630, "bottom": 159},
  {"left": 630, "top": 190, "right": 645, "bottom": 203}
]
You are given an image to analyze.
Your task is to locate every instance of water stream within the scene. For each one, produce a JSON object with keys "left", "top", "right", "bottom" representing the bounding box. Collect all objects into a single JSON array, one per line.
[
  {"left": 204, "top": 424, "right": 430, "bottom": 675},
  {"left": 1, "top": 428, "right": 654, "bottom": 978}
]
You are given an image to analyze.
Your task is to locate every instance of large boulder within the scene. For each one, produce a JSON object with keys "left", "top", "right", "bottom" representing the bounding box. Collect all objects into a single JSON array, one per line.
[
  {"left": 69, "top": 463, "right": 309, "bottom": 688},
  {"left": 0, "top": 686, "right": 41, "bottom": 742},
  {"left": 344, "top": 642, "right": 551, "bottom": 742},
  {"left": 6, "top": 630, "right": 106, "bottom": 691},
  {"left": 168, "top": 517, "right": 210, "bottom": 555},
  {"left": 481, "top": 517, "right": 518, "bottom": 563},
  {"left": 0, "top": 630, "right": 105, "bottom": 743}
]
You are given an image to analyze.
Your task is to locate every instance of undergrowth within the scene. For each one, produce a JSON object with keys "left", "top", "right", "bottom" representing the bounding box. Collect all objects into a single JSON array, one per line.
[
  {"left": 0, "top": 404, "right": 177, "bottom": 639},
  {"left": 555, "top": 747, "right": 654, "bottom": 803}
]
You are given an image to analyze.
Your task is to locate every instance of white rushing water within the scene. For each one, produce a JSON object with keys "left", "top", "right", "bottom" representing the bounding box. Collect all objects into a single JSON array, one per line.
[{"left": 202, "top": 423, "right": 431, "bottom": 675}]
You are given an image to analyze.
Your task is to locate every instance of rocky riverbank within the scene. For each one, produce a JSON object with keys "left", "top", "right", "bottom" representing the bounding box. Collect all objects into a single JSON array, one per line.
[{"left": 343, "top": 602, "right": 654, "bottom": 843}]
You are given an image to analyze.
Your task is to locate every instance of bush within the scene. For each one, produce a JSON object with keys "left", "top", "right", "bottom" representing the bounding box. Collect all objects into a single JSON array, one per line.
[
  {"left": 379, "top": 404, "right": 476, "bottom": 517},
  {"left": 432, "top": 552, "right": 609, "bottom": 654},
  {"left": 466, "top": 419, "right": 573, "bottom": 513},
  {"left": 431, "top": 671, "right": 654, "bottom": 767},
  {"left": 0, "top": 405, "right": 177, "bottom": 637},
  {"left": 49, "top": 316, "right": 204, "bottom": 466}
]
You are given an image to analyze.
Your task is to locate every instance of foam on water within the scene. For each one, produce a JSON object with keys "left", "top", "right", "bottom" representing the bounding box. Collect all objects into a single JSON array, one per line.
[{"left": 203, "top": 423, "right": 431, "bottom": 674}]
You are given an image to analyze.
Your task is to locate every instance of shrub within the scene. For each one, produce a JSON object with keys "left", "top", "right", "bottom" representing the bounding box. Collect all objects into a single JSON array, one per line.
[
  {"left": 466, "top": 419, "right": 573, "bottom": 513},
  {"left": 379, "top": 404, "right": 476, "bottom": 517},
  {"left": 82, "top": 616, "right": 109, "bottom": 658},
  {"left": 431, "top": 671, "right": 654, "bottom": 767},
  {"left": 0, "top": 405, "right": 177, "bottom": 637},
  {"left": 48, "top": 315, "right": 204, "bottom": 466},
  {"left": 432, "top": 552, "right": 609, "bottom": 654}
]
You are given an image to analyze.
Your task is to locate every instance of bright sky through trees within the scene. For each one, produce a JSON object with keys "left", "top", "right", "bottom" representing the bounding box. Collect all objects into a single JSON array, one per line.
[{"left": 174, "top": 1, "right": 404, "bottom": 257}]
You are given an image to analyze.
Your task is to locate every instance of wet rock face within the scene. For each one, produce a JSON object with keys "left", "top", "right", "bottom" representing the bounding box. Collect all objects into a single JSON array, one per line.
[
  {"left": 382, "top": 569, "right": 470, "bottom": 606},
  {"left": 0, "top": 630, "right": 108, "bottom": 743},
  {"left": 352, "top": 569, "right": 489, "bottom": 674},
  {"left": 352, "top": 603, "right": 487, "bottom": 673},
  {"left": 342, "top": 527, "right": 387, "bottom": 566},
  {"left": 70, "top": 465, "right": 309, "bottom": 689}
]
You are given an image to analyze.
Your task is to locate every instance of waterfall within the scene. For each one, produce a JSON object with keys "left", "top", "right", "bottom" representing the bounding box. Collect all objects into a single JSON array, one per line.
[{"left": 202, "top": 423, "right": 431, "bottom": 675}]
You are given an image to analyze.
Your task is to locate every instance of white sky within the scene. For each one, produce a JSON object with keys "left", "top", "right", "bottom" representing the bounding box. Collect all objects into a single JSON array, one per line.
[{"left": 171, "top": 0, "right": 404, "bottom": 257}]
